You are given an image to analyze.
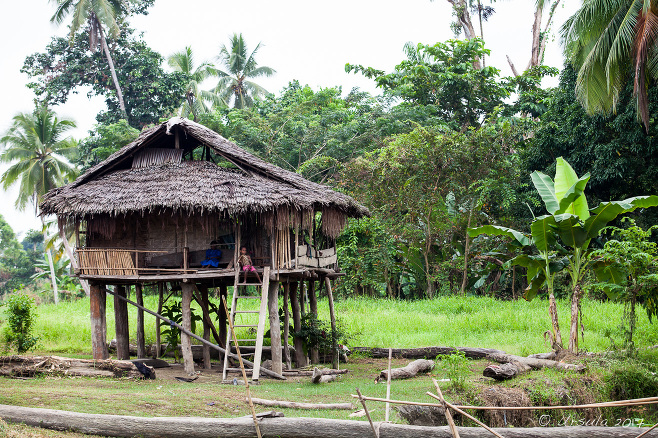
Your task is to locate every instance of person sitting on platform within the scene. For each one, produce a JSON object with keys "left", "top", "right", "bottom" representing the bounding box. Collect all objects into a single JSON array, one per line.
[
  {"left": 238, "top": 245, "right": 261, "bottom": 283},
  {"left": 200, "top": 241, "right": 223, "bottom": 268}
]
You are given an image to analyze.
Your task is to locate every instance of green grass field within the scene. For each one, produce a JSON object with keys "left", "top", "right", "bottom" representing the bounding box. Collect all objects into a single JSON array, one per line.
[{"left": 22, "top": 293, "right": 658, "bottom": 356}]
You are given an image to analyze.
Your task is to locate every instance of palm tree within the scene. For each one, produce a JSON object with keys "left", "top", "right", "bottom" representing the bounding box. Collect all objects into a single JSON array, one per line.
[
  {"left": 0, "top": 105, "right": 78, "bottom": 304},
  {"left": 50, "top": 0, "right": 128, "bottom": 120},
  {"left": 167, "top": 46, "right": 224, "bottom": 121},
  {"left": 561, "top": 0, "right": 658, "bottom": 131},
  {"left": 214, "top": 33, "right": 276, "bottom": 109}
]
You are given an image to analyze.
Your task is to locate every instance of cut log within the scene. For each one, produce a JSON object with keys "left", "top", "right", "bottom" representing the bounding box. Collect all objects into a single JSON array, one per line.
[
  {"left": 250, "top": 398, "right": 354, "bottom": 410},
  {"left": 376, "top": 359, "right": 434, "bottom": 383},
  {"left": 488, "top": 353, "right": 586, "bottom": 372},
  {"left": 312, "top": 367, "right": 337, "bottom": 384},
  {"left": 0, "top": 356, "right": 154, "bottom": 379},
  {"left": 483, "top": 362, "right": 529, "bottom": 381},
  {"left": 353, "top": 347, "right": 506, "bottom": 359},
  {"left": 0, "top": 404, "right": 652, "bottom": 438}
]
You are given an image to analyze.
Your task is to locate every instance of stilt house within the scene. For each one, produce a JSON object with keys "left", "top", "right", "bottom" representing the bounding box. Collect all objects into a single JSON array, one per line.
[{"left": 41, "top": 117, "right": 368, "bottom": 378}]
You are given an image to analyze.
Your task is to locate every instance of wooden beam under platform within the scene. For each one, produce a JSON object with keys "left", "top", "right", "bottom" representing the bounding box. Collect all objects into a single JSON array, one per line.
[{"left": 77, "top": 268, "right": 344, "bottom": 284}]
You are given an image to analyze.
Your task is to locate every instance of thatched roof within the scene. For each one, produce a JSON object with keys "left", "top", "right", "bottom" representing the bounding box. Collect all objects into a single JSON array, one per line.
[{"left": 41, "top": 118, "right": 368, "bottom": 221}]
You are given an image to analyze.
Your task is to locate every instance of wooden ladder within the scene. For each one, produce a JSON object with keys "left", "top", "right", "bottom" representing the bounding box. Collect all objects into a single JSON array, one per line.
[{"left": 222, "top": 265, "right": 270, "bottom": 381}]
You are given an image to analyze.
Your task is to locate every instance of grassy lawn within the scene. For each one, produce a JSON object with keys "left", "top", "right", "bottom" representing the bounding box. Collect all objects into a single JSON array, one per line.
[
  {"left": 27, "top": 294, "right": 658, "bottom": 356},
  {"left": 2, "top": 294, "right": 658, "bottom": 436}
]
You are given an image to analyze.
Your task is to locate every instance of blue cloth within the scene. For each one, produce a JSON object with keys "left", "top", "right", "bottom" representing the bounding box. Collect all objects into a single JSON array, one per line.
[{"left": 200, "top": 249, "right": 222, "bottom": 268}]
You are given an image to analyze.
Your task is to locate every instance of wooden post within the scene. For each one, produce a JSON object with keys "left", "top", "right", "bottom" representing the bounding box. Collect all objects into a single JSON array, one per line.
[
  {"left": 290, "top": 281, "right": 307, "bottom": 367},
  {"left": 200, "top": 285, "right": 212, "bottom": 370},
  {"left": 219, "top": 284, "right": 228, "bottom": 350},
  {"left": 135, "top": 284, "right": 146, "bottom": 359},
  {"left": 282, "top": 281, "right": 292, "bottom": 370},
  {"left": 180, "top": 282, "right": 195, "bottom": 375},
  {"left": 89, "top": 283, "right": 108, "bottom": 360},
  {"left": 156, "top": 282, "right": 163, "bottom": 358},
  {"left": 268, "top": 281, "right": 282, "bottom": 374},
  {"left": 324, "top": 276, "right": 338, "bottom": 370},
  {"left": 183, "top": 247, "right": 189, "bottom": 271},
  {"left": 114, "top": 285, "right": 130, "bottom": 360},
  {"left": 309, "top": 280, "right": 319, "bottom": 364}
]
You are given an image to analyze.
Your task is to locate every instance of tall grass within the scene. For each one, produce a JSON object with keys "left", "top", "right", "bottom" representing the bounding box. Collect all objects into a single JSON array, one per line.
[{"left": 7, "top": 293, "right": 657, "bottom": 356}]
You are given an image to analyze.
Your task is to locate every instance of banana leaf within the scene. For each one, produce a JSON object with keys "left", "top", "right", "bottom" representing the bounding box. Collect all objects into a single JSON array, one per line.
[
  {"left": 553, "top": 157, "right": 590, "bottom": 220},
  {"left": 530, "top": 215, "right": 557, "bottom": 253},
  {"left": 553, "top": 213, "right": 590, "bottom": 248},
  {"left": 530, "top": 170, "right": 559, "bottom": 214},
  {"left": 584, "top": 196, "right": 658, "bottom": 238},
  {"left": 468, "top": 225, "right": 531, "bottom": 247}
]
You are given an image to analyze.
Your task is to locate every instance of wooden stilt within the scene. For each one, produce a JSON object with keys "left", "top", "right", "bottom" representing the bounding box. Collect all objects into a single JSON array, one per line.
[
  {"left": 268, "top": 281, "right": 282, "bottom": 374},
  {"left": 90, "top": 283, "right": 108, "bottom": 360},
  {"left": 180, "top": 282, "right": 195, "bottom": 375},
  {"left": 324, "top": 276, "right": 338, "bottom": 370},
  {"left": 114, "top": 285, "right": 130, "bottom": 360},
  {"left": 282, "top": 281, "right": 292, "bottom": 370},
  {"left": 219, "top": 284, "right": 228, "bottom": 350},
  {"left": 156, "top": 282, "right": 163, "bottom": 358},
  {"left": 290, "top": 281, "right": 306, "bottom": 367},
  {"left": 309, "top": 280, "right": 319, "bottom": 364},
  {"left": 199, "top": 285, "right": 212, "bottom": 370},
  {"left": 135, "top": 284, "right": 146, "bottom": 359}
]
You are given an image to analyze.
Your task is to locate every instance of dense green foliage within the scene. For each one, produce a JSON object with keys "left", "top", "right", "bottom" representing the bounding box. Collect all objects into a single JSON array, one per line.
[
  {"left": 1, "top": 293, "right": 39, "bottom": 353},
  {"left": 76, "top": 119, "right": 140, "bottom": 170},
  {"left": 22, "top": 29, "right": 187, "bottom": 128},
  {"left": 0, "top": 216, "right": 33, "bottom": 295}
]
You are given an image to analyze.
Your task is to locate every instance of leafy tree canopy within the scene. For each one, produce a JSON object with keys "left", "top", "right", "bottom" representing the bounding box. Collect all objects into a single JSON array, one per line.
[
  {"left": 75, "top": 119, "right": 140, "bottom": 170},
  {"left": 524, "top": 66, "right": 658, "bottom": 227},
  {"left": 22, "top": 28, "right": 187, "bottom": 128}
]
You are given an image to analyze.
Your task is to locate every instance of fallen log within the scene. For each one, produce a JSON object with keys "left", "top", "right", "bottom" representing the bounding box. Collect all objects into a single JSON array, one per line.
[
  {"left": 484, "top": 353, "right": 585, "bottom": 381},
  {"left": 312, "top": 367, "right": 337, "bottom": 384},
  {"left": 354, "top": 347, "right": 506, "bottom": 359},
  {"left": 376, "top": 359, "right": 434, "bottom": 383},
  {"left": 0, "top": 356, "right": 154, "bottom": 379},
  {"left": 0, "top": 404, "right": 651, "bottom": 438},
  {"left": 284, "top": 368, "right": 349, "bottom": 377},
  {"left": 250, "top": 398, "right": 354, "bottom": 410}
]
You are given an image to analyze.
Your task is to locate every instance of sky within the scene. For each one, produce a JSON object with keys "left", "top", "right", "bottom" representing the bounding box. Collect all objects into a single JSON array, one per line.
[{"left": 0, "top": 0, "right": 579, "bottom": 238}]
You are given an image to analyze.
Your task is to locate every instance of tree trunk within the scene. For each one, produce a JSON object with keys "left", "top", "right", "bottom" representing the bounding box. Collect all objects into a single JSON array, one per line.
[
  {"left": 528, "top": 3, "right": 543, "bottom": 68},
  {"left": 568, "top": 283, "right": 583, "bottom": 354},
  {"left": 98, "top": 22, "right": 128, "bottom": 121},
  {"left": 41, "top": 218, "right": 59, "bottom": 305},
  {"left": 446, "top": 0, "right": 481, "bottom": 69},
  {"left": 199, "top": 285, "right": 211, "bottom": 370},
  {"left": 548, "top": 288, "right": 563, "bottom": 350},
  {"left": 0, "top": 356, "right": 153, "bottom": 379},
  {"left": 251, "top": 398, "right": 353, "bottom": 410},
  {"left": 309, "top": 280, "right": 319, "bottom": 364},
  {"left": 58, "top": 226, "right": 90, "bottom": 297}
]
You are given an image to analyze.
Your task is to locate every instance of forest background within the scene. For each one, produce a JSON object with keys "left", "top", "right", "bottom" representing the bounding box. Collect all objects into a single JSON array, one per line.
[{"left": 2, "top": 0, "right": 658, "bottom": 354}]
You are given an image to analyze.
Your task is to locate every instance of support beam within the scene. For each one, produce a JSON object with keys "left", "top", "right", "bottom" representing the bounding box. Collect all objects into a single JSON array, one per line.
[
  {"left": 114, "top": 285, "right": 130, "bottom": 360},
  {"left": 290, "top": 281, "right": 306, "bottom": 367},
  {"left": 218, "top": 284, "right": 228, "bottom": 350},
  {"left": 89, "top": 283, "right": 108, "bottom": 360},
  {"left": 268, "top": 281, "right": 282, "bottom": 374},
  {"left": 325, "top": 276, "right": 338, "bottom": 370},
  {"left": 282, "top": 282, "right": 292, "bottom": 370},
  {"left": 103, "top": 287, "right": 286, "bottom": 380},
  {"left": 309, "top": 280, "right": 319, "bottom": 364},
  {"left": 180, "top": 282, "right": 195, "bottom": 375},
  {"left": 135, "top": 284, "right": 146, "bottom": 359},
  {"left": 199, "top": 285, "right": 211, "bottom": 370},
  {"left": 156, "top": 283, "right": 164, "bottom": 358}
]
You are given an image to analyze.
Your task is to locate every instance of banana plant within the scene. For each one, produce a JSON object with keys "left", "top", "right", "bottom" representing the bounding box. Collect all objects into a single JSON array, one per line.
[{"left": 471, "top": 157, "right": 658, "bottom": 353}]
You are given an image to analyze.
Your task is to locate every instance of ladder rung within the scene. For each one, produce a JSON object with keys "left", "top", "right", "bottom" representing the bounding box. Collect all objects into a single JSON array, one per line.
[
  {"left": 234, "top": 310, "right": 260, "bottom": 314},
  {"left": 231, "top": 339, "right": 257, "bottom": 343},
  {"left": 225, "top": 368, "right": 253, "bottom": 373},
  {"left": 233, "top": 324, "right": 258, "bottom": 328},
  {"left": 236, "top": 296, "right": 261, "bottom": 299},
  {"left": 237, "top": 283, "right": 262, "bottom": 286}
]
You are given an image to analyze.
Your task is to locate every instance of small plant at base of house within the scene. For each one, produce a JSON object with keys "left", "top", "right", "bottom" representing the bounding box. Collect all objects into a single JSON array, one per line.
[
  {"left": 438, "top": 350, "right": 470, "bottom": 392},
  {"left": 1, "top": 292, "right": 39, "bottom": 353}
]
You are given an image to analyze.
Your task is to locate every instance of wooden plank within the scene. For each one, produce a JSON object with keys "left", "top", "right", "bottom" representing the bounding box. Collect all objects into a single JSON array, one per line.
[
  {"left": 318, "top": 254, "right": 337, "bottom": 268},
  {"left": 135, "top": 284, "right": 146, "bottom": 359},
  {"left": 89, "top": 283, "right": 109, "bottom": 360},
  {"left": 180, "top": 283, "right": 195, "bottom": 374},
  {"left": 268, "top": 279, "right": 282, "bottom": 374},
  {"left": 114, "top": 285, "right": 130, "bottom": 360}
]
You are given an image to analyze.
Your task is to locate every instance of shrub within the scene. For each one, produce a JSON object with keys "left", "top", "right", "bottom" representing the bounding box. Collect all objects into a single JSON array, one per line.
[
  {"left": 2, "top": 293, "right": 39, "bottom": 353},
  {"left": 439, "top": 350, "right": 470, "bottom": 392}
]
